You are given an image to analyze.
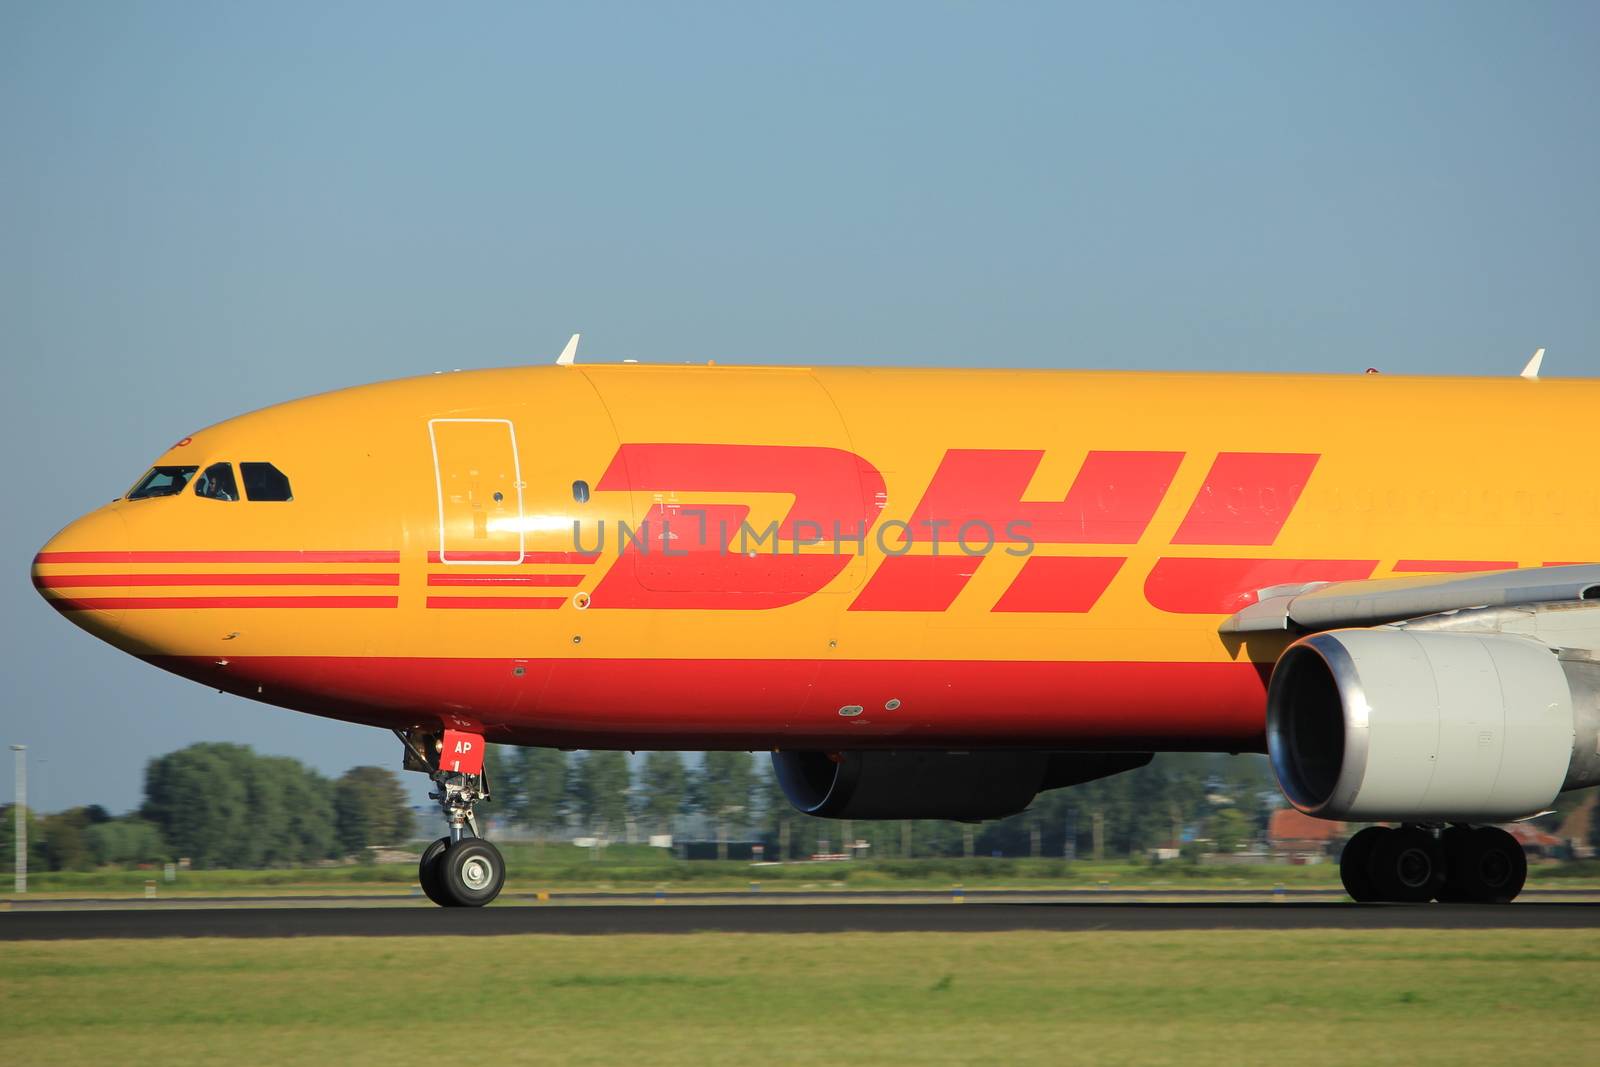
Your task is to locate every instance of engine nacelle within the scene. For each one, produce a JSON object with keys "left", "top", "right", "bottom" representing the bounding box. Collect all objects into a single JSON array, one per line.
[
  {"left": 771, "top": 750, "right": 1152, "bottom": 821},
  {"left": 1267, "top": 629, "right": 1600, "bottom": 823}
]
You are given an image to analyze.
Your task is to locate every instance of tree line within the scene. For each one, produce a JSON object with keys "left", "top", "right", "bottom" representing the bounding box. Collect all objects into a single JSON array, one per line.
[
  {"left": 1, "top": 742, "right": 415, "bottom": 871},
  {"left": 483, "top": 747, "right": 1290, "bottom": 860},
  {"left": 4, "top": 743, "right": 1293, "bottom": 872},
  {"left": 22, "top": 743, "right": 1586, "bottom": 872}
]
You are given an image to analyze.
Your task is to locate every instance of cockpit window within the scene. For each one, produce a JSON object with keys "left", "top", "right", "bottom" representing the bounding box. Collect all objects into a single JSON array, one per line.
[
  {"left": 194, "top": 462, "right": 239, "bottom": 502},
  {"left": 240, "top": 462, "right": 293, "bottom": 502},
  {"left": 126, "top": 466, "right": 199, "bottom": 500}
]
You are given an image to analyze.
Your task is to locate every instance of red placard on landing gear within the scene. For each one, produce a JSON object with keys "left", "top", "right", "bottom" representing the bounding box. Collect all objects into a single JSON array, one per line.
[{"left": 440, "top": 730, "right": 485, "bottom": 776}]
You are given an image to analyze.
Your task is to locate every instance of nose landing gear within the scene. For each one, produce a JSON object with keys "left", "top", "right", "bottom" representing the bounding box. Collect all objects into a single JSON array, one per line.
[
  {"left": 1339, "top": 824, "right": 1527, "bottom": 904},
  {"left": 398, "top": 728, "right": 506, "bottom": 908}
]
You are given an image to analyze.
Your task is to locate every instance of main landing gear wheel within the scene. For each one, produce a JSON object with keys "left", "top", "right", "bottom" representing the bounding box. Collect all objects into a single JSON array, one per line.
[
  {"left": 1338, "top": 826, "right": 1387, "bottom": 903},
  {"left": 440, "top": 838, "right": 506, "bottom": 908},
  {"left": 1340, "top": 824, "right": 1529, "bottom": 904},
  {"left": 419, "top": 837, "right": 453, "bottom": 907},
  {"left": 1368, "top": 826, "right": 1444, "bottom": 903},
  {"left": 1441, "top": 825, "right": 1527, "bottom": 904}
]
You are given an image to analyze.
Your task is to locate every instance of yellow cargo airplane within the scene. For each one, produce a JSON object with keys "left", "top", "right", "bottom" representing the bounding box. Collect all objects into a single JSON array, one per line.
[{"left": 33, "top": 343, "right": 1600, "bottom": 906}]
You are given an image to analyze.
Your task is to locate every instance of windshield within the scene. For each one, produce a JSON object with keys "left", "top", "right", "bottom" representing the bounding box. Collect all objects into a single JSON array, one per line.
[
  {"left": 240, "top": 462, "right": 293, "bottom": 501},
  {"left": 194, "top": 462, "right": 239, "bottom": 502},
  {"left": 126, "top": 465, "right": 199, "bottom": 500}
]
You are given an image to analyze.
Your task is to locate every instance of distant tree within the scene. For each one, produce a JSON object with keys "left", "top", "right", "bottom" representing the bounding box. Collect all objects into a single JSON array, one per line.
[
  {"left": 333, "top": 766, "right": 416, "bottom": 854},
  {"left": 142, "top": 744, "right": 256, "bottom": 868},
  {"left": 512, "top": 747, "right": 569, "bottom": 848},
  {"left": 755, "top": 761, "right": 844, "bottom": 861},
  {"left": 482, "top": 743, "right": 516, "bottom": 825},
  {"left": 142, "top": 743, "right": 340, "bottom": 868},
  {"left": 1068, "top": 773, "right": 1118, "bottom": 860},
  {"left": 0, "top": 804, "right": 48, "bottom": 873},
  {"left": 275, "top": 758, "right": 339, "bottom": 863},
  {"left": 1042, "top": 754, "right": 1252, "bottom": 862},
  {"left": 39, "top": 806, "right": 109, "bottom": 871},
  {"left": 639, "top": 752, "right": 687, "bottom": 836},
  {"left": 573, "top": 751, "right": 631, "bottom": 837},
  {"left": 697, "top": 752, "right": 755, "bottom": 861},
  {"left": 1210, "top": 808, "right": 1251, "bottom": 854},
  {"left": 1221, "top": 755, "right": 1277, "bottom": 837},
  {"left": 85, "top": 818, "right": 169, "bottom": 867},
  {"left": 1159, "top": 756, "right": 1207, "bottom": 850},
  {"left": 758, "top": 763, "right": 794, "bottom": 859},
  {"left": 240, "top": 756, "right": 303, "bottom": 866}
]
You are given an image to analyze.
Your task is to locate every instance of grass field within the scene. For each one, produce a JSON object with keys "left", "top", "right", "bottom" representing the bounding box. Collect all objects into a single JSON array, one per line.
[
  {"left": 11, "top": 849, "right": 1600, "bottom": 898},
  {"left": 3, "top": 930, "right": 1598, "bottom": 1065}
]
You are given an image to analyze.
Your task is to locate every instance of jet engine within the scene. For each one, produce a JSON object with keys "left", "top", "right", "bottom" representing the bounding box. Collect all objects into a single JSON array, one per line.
[
  {"left": 1267, "top": 628, "right": 1600, "bottom": 823},
  {"left": 771, "top": 750, "right": 1152, "bottom": 821}
]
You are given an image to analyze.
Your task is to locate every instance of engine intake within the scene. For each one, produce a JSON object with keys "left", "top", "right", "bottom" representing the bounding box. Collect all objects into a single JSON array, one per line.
[
  {"left": 1267, "top": 629, "right": 1600, "bottom": 823},
  {"left": 771, "top": 750, "right": 1152, "bottom": 821}
]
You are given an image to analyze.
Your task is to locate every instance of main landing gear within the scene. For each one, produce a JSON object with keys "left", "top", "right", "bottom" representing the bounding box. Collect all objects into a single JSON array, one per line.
[
  {"left": 397, "top": 728, "right": 506, "bottom": 908},
  {"left": 1339, "top": 824, "right": 1527, "bottom": 904}
]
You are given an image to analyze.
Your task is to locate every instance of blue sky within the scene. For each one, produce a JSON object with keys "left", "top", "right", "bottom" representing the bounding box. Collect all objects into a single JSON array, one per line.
[{"left": 3, "top": 2, "right": 1598, "bottom": 812}]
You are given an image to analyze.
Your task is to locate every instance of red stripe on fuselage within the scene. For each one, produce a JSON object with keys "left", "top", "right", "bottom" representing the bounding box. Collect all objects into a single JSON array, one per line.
[
  {"left": 424, "top": 596, "right": 565, "bottom": 609},
  {"left": 427, "top": 574, "right": 584, "bottom": 587},
  {"left": 34, "top": 550, "right": 400, "bottom": 564},
  {"left": 35, "top": 573, "right": 400, "bottom": 588},
  {"left": 143, "top": 654, "right": 1273, "bottom": 751},
  {"left": 426, "top": 551, "right": 600, "bottom": 564},
  {"left": 49, "top": 596, "right": 399, "bottom": 610}
]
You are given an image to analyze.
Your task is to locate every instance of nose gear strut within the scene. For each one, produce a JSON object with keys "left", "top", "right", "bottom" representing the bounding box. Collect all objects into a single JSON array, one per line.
[{"left": 396, "top": 728, "right": 506, "bottom": 908}]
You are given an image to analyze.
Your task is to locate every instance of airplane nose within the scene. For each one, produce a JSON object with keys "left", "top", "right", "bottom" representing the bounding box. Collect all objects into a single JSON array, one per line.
[{"left": 33, "top": 507, "right": 131, "bottom": 642}]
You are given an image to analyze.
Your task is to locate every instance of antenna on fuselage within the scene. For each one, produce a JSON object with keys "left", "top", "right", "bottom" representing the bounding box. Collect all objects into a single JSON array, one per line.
[
  {"left": 556, "top": 333, "right": 580, "bottom": 366},
  {"left": 1520, "top": 347, "right": 1545, "bottom": 380}
]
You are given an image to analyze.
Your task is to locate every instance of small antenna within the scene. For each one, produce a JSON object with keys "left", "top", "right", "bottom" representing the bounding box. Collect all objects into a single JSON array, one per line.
[
  {"left": 1520, "top": 347, "right": 1544, "bottom": 380},
  {"left": 556, "top": 333, "right": 580, "bottom": 366}
]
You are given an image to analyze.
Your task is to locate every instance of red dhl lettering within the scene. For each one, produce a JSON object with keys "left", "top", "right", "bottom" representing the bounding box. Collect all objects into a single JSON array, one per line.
[{"left": 571, "top": 443, "right": 1412, "bottom": 616}]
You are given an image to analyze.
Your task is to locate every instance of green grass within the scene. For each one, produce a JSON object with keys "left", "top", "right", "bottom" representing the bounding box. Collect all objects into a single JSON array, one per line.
[
  {"left": 11, "top": 848, "right": 1600, "bottom": 897},
  {"left": 2, "top": 930, "right": 1598, "bottom": 1065}
]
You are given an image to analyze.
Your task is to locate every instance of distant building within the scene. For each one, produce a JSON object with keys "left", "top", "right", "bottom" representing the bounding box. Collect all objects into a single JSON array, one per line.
[
  {"left": 1267, "top": 808, "right": 1345, "bottom": 862},
  {"left": 1502, "top": 822, "right": 1565, "bottom": 859},
  {"left": 1554, "top": 792, "right": 1596, "bottom": 859}
]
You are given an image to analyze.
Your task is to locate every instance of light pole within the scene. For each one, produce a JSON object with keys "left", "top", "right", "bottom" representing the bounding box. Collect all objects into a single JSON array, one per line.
[{"left": 10, "top": 745, "right": 24, "bottom": 894}]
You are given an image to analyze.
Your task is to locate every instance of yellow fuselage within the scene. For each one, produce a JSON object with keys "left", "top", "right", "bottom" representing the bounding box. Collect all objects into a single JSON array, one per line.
[{"left": 33, "top": 365, "right": 1599, "bottom": 753}]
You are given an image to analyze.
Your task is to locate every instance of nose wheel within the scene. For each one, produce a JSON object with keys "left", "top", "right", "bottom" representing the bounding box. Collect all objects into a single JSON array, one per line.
[
  {"left": 419, "top": 834, "right": 507, "bottom": 907},
  {"left": 418, "top": 836, "right": 452, "bottom": 906},
  {"left": 398, "top": 728, "right": 506, "bottom": 908}
]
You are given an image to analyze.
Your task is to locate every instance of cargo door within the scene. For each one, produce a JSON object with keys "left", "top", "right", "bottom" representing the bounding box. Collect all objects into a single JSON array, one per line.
[{"left": 430, "top": 418, "right": 525, "bottom": 563}]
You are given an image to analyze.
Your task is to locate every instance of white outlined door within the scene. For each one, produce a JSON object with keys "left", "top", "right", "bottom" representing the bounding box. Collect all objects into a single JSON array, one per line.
[{"left": 429, "top": 418, "right": 526, "bottom": 563}]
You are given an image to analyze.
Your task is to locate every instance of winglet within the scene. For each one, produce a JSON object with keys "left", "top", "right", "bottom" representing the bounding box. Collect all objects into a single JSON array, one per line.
[
  {"left": 556, "top": 333, "right": 580, "bottom": 366},
  {"left": 1520, "top": 347, "right": 1544, "bottom": 380}
]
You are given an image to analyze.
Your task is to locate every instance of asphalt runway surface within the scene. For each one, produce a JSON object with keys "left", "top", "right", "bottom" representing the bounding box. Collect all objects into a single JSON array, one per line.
[{"left": 4, "top": 901, "right": 1599, "bottom": 939}]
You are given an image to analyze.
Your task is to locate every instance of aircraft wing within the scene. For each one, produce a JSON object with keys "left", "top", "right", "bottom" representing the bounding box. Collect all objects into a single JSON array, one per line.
[{"left": 1220, "top": 563, "right": 1600, "bottom": 634}]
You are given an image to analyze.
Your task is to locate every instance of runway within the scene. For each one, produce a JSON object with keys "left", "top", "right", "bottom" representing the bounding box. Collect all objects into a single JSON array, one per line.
[
  {"left": 4, "top": 901, "right": 1598, "bottom": 939},
  {"left": 11, "top": 886, "right": 1597, "bottom": 908}
]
